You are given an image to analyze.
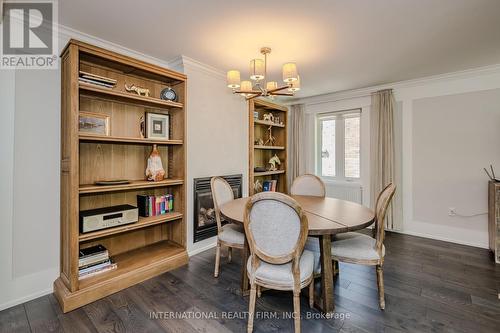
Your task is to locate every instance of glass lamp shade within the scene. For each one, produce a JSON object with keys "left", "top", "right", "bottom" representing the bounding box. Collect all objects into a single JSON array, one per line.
[
  {"left": 226, "top": 70, "right": 241, "bottom": 89},
  {"left": 266, "top": 81, "right": 278, "bottom": 91},
  {"left": 282, "top": 62, "right": 298, "bottom": 83},
  {"left": 250, "top": 59, "right": 265, "bottom": 81},
  {"left": 288, "top": 75, "right": 301, "bottom": 92}
]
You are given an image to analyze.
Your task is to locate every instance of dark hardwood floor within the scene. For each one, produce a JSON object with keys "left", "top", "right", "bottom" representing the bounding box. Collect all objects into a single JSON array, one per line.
[{"left": 1, "top": 232, "right": 499, "bottom": 333}]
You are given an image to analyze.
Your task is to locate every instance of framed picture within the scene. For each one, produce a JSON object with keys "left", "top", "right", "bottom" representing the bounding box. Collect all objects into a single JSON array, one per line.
[
  {"left": 253, "top": 111, "right": 259, "bottom": 120},
  {"left": 146, "top": 112, "right": 169, "bottom": 140},
  {"left": 79, "top": 112, "right": 110, "bottom": 136}
]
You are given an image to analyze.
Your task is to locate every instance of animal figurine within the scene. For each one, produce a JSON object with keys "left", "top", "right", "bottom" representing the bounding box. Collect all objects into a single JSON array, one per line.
[
  {"left": 263, "top": 113, "right": 274, "bottom": 123},
  {"left": 254, "top": 138, "right": 264, "bottom": 146},
  {"left": 268, "top": 154, "right": 281, "bottom": 171},
  {"left": 125, "top": 83, "right": 150, "bottom": 97},
  {"left": 264, "top": 125, "right": 276, "bottom": 146},
  {"left": 145, "top": 144, "right": 165, "bottom": 181},
  {"left": 254, "top": 180, "right": 263, "bottom": 193}
]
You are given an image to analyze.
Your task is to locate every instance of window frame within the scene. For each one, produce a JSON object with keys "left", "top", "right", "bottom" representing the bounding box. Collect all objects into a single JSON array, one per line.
[{"left": 316, "top": 109, "right": 362, "bottom": 182}]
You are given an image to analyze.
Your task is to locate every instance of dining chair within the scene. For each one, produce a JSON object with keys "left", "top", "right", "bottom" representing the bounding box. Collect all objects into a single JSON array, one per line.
[
  {"left": 244, "top": 192, "right": 314, "bottom": 333},
  {"left": 330, "top": 183, "right": 396, "bottom": 309},
  {"left": 211, "top": 176, "right": 245, "bottom": 278},
  {"left": 290, "top": 174, "right": 326, "bottom": 275}
]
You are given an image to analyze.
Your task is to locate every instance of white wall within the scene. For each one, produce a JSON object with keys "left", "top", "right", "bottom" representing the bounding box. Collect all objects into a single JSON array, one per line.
[
  {"left": 299, "top": 65, "right": 500, "bottom": 249},
  {"left": 0, "top": 27, "right": 246, "bottom": 310}
]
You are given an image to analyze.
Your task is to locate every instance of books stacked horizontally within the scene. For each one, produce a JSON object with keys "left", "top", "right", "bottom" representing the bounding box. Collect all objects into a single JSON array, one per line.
[
  {"left": 78, "top": 71, "right": 117, "bottom": 88},
  {"left": 137, "top": 194, "right": 174, "bottom": 217},
  {"left": 78, "top": 245, "right": 117, "bottom": 279},
  {"left": 262, "top": 180, "right": 278, "bottom": 192}
]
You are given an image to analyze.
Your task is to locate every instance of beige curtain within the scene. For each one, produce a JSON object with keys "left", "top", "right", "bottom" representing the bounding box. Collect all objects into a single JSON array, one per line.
[
  {"left": 370, "top": 89, "right": 401, "bottom": 230},
  {"left": 288, "top": 104, "right": 306, "bottom": 191}
]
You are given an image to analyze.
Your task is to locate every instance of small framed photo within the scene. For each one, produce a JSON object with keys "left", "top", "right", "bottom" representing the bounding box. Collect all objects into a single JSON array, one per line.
[
  {"left": 253, "top": 111, "right": 259, "bottom": 120},
  {"left": 79, "top": 112, "right": 110, "bottom": 136},
  {"left": 146, "top": 112, "right": 170, "bottom": 140}
]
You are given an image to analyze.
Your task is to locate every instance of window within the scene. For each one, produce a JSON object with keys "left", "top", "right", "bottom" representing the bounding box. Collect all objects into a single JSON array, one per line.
[{"left": 317, "top": 110, "right": 361, "bottom": 180}]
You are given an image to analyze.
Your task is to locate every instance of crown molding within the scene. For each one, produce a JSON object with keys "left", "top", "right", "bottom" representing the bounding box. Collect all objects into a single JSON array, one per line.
[
  {"left": 293, "top": 63, "right": 500, "bottom": 106},
  {"left": 58, "top": 24, "right": 177, "bottom": 70},
  {"left": 169, "top": 55, "right": 226, "bottom": 80}
]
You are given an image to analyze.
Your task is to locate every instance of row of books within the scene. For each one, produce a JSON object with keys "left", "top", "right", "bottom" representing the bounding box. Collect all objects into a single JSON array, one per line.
[
  {"left": 78, "top": 70, "right": 117, "bottom": 88},
  {"left": 78, "top": 244, "right": 117, "bottom": 279},
  {"left": 137, "top": 194, "right": 174, "bottom": 217},
  {"left": 262, "top": 180, "right": 278, "bottom": 192}
]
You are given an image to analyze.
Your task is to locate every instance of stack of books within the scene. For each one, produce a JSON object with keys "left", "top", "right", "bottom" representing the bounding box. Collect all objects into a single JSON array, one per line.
[
  {"left": 263, "top": 180, "right": 278, "bottom": 192},
  {"left": 78, "top": 245, "right": 117, "bottom": 279},
  {"left": 137, "top": 194, "right": 174, "bottom": 217},
  {"left": 78, "top": 71, "right": 117, "bottom": 88}
]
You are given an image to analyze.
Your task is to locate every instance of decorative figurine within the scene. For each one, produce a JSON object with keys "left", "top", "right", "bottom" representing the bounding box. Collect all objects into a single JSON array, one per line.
[
  {"left": 263, "top": 113, "right": 274, "bottom": 123},
  {"left": 145, "top": 144, "right": 165, "bottom": 181},
  {"left": 268, "top": 154, "right": 281, "bottom": 171},
  {"left": 254, "top": 138, "right": 264, "bottom": 146},
  {"left": 264, "top": 125, "right": 276, "bottom": 146},
  {"left": 125, "top": 83, "right": 150, "bottom": 97},
  {"left": 254, "top": 180, "right": 263, "bottom": 193}
]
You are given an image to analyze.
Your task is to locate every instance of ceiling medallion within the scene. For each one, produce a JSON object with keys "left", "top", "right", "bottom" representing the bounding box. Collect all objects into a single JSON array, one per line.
[{"left": 226, "top": 47, "right": 300, "bottom": 100}]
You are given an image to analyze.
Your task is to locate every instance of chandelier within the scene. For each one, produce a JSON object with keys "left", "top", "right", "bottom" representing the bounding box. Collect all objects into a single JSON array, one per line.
[{"left": 226, "top": 47, "right": 301, "bottom": 100}]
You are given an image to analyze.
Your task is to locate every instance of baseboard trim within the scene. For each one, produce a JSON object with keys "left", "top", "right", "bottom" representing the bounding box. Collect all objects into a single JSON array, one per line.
[
  {"left": 188, "top": 241, "right": 217, "bottom": 257},
  {"left": 0, "top": 288, "right": 53, "bottom": 312},
  {"left": 389, "top": 229, "right": 488, "bottom": 249}
]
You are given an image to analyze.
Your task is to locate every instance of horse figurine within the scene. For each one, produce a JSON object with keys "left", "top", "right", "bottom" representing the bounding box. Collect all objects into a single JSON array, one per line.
[
  {"left": 268, "top": 154, "right": 281, "bottom": 171},
  {"left": 125, "top": 83, "right": 150, "bottom": 97},
  {"left": 263, "top": 113, "right": 274, "bottom": 123}
]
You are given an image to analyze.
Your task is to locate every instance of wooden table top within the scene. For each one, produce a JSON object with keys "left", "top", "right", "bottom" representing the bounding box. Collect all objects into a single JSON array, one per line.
[{"left": 220, "top": 195, "right": 375, "bottom": 236}]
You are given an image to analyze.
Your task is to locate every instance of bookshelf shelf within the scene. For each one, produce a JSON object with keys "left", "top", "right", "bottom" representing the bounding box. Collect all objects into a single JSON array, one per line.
[
  {"left": 79, "top": 134, "right": 183, "bottom": 146},
  {"left": 78, "top": 212, "right": 183, "bottom": 242},
  {"left": 79, "top": 179, "right": 184, "bottom": 194},
  {"left": 249, "top": 99, "right": 288, "bottom": 195},
  {"left": 79, "top": 82, "right": 184, "bottom": 109},
  {"left": 55, "top": 39, "right": 188, "bottom": 313}
]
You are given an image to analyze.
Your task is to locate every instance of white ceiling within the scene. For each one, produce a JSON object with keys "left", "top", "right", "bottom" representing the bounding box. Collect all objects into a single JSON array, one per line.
[{"left": 60, "top": 0, "right": 500, "bottom": 97}]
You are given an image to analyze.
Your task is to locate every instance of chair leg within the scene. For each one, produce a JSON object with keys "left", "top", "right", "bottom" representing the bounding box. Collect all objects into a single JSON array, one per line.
[
  {"left": 332, "top": 260, "right": 339, "bottom": 277},
  {"left": 247, "top": 283, "right": 257, "bottom": 333},
  {"left": 214, "top": 242, "right": 221, "bottom": 278},
  {"left": 309, "top": 280, "right": 314, "bottom": 308},
  {"left": 227, "top": 247, "right": 232, "bottom": 263},
  {"left": 376, "top": 265, "right": 385, "bottom": 310},
  {"left": 293, "top": 289, "right": 301, "bottom": 333}
]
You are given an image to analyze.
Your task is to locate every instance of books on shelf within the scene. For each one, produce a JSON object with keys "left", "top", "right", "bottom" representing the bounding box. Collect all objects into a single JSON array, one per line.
[
  {"left": 262, "top": 180, "right": 277, "bottom": 192},
  {"left": 137, "top": 194, "right": 174, "bottom": 217},
  {"left": 78, "top": 244, "right": 116, "bottom": 279},
  {"left": 79, "top": 71, "right": 117, "bottom": 88}
]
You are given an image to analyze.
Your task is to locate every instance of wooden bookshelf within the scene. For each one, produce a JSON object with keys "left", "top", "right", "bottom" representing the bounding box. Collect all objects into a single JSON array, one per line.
[
  {"left": 54, "top": 40, "right": 188, "bottom": 313},
  {"left": 249, "top": 99, "right": 288, "bottom": 195}
]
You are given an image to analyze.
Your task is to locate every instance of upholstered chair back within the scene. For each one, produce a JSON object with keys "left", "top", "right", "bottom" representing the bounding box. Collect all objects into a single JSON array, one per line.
[
  {"left": 244, "top": 192, "right": 308, "bottom": 265},
  {"left": 211, "top": 177, "right": 235, "bottom": 232},
  {"left": 373, "top": 183, "right": 396, "bottom": 254},
  {"left": 290, "top": 174, "right": 326, "bottom": 197}
]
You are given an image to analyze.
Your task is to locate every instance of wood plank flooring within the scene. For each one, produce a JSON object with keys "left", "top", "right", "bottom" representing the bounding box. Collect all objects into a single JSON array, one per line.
[{"left": 1, "top": 232, "right": 499, "bottom": 333}]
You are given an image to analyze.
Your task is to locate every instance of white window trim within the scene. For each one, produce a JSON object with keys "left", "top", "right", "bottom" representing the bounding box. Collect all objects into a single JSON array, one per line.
[{"left": 315, "top": 109, "right": 362, "bottom": 183}]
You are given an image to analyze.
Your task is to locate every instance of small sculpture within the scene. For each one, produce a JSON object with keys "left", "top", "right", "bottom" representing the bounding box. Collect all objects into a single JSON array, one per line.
[
  {"left": 268, "top": 154, "right": 281, "bottom": 171},
  {"left": 145, "top": 144, "right": 165, "bottom": 181},
  {"left": 264, "top": 125, "right": 276, "bottom": 146},
  {"left": 254, "top": 180, "right": 263, "bottom": 193},
  {"left": 125, "top": 83, "right": 150, "bottom": 97},
  {"left": 263, "top": 113, "right": 274, "bottom": 122},
  {"left": 254, "top": 138, "right": 264, "bottom": 146}
]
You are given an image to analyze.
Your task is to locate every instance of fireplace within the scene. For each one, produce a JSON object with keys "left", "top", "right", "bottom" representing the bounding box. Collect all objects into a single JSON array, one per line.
[{"left": 193, "top": 174, "right": 242, "bottom": 243}]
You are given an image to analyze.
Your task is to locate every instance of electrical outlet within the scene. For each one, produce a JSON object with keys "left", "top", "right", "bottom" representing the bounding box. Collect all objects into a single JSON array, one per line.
[{"left": 448, "top": 207, "right": 456, "bottom": 216}]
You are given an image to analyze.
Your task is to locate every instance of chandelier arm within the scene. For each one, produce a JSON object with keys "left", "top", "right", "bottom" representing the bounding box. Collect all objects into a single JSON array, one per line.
[
  {"left": 245, "top": 93, "right": 262, "bottom": 101},
  {"left": 269, "top": 92, "right": 294, "bottom": 96},
  {"left": 267, "top": 85, "right": 290, "bottom": 94}
]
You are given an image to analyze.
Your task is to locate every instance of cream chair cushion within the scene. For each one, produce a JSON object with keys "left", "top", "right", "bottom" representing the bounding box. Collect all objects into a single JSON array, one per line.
[
  {"left": 304, "top": 238, "right": 321, "bottom": 274},
  {"left": 331, "top": 232, "right": 385, "bottom": 261},
  {"left": 246, "top": 250, "right": 314, "bottom": 287},
  {"left": 218, "top": 224, "right": 245, "bottom": 245}
]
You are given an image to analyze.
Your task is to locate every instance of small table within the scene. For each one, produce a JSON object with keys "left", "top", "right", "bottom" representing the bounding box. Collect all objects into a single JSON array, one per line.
[{"left": 220, "top": 195, "right": 375, "bottom": 314}]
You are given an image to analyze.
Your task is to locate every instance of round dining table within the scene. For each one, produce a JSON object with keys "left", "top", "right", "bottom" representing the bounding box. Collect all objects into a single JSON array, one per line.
[{"left": 220, "top": 194, "right": 375, "bottom": 314}]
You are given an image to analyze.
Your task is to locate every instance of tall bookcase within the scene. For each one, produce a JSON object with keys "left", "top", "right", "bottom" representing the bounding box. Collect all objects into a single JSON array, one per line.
[
  {"left": 54, "top": 40, "right": 188, "bottom": 312},
  {"left": 248, "top": 99, "right": 288, "bottom": 195}
]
